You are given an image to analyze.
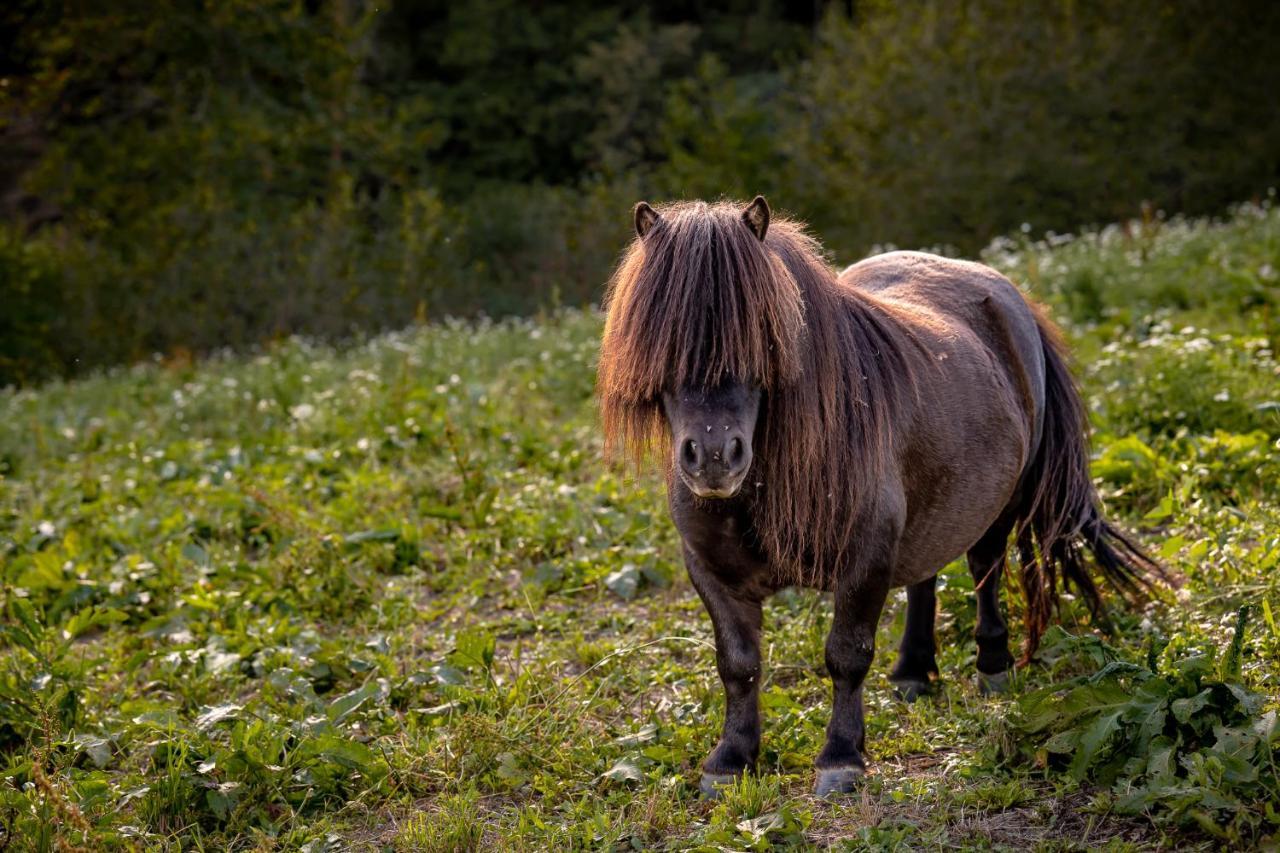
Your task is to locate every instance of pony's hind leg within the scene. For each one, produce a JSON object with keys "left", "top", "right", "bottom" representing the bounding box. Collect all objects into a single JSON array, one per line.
[
  {"left": 967, "top": 514, "right": 1018, "bottom": 693},
  {"left": 889, "top": 576, "right": 939, "bottom": 701}
]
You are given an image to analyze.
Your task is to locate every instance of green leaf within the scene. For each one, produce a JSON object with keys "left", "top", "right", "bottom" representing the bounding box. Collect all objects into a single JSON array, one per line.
[
  {"left": 604, "top": 563, "right": 640, "bottom": 601},
  {"left": 1171, "top": 689, "right": 1212, "bottom": 724},
  {"left": 1143, "top": 493, "right": 1175, "bottom": 520},
  {"left": 327, "top": 684, "right": 377, "bottom": 725},
  {"left": 1128, "top": 688, "right": 1170, "bottom": 752},
  {"left": 1145, "top": 736, "right": 1179, "bottom": 784},
  {"left": 1158, "top": 534, "right": 1188, "bottom": 559},
  {"left": 309, "top": 734, "right": 383, "bottom": 776},
  {"left": 17, "top": 550, "right": 67, "bottom": 592},
  {"left": 1069, "top": 710, "right": 1124, "bottom": 780},
  {"left": 73, "top": 734, "right": 112, "bottom": 769},
  {"left": 613, "top": 723, "right": 659, "bottom": 748},
  {"left": 206, "top": 782, "right": 240, "bottom": 820},
  {"left": 3, "top": 598, "right": 42, "bottom": 650},
  {"left": 1226, "top": 683, "right": 1263, "bottom": 716},
  {"left": 1219, "top": 606, "right": 1249, "bottom": 680},
  {"left": 426, "top": 663, "right": 468, "bottom": 686},
  {"left": 1251, "top": 710, "right": 1280, "bottom": 745},
  {"left": 495, "top": 751, "right": 526, "bottom": 785},
  {"left": 449, "top": 630, "right": 495, "bottom": 672},
  {"left": 1211, "top": 725, "right": 1261, "bottom": 785},
  {"left": 64, "top": 606, "right": 128, "bottom": 639},
  {"left": 195, "top": 703, "right": 242, "bottom": 731},
  {"left": 1043, "top": 729, "right": 1081, "bottom": 754},
  {"left": 343, "top": 528, "right": 400, "bottom": 545},
  {"left": 598, "top": 757, "right": 644, "bottom": 786},
  {"left": 181, "top": 542, "right": 210, "bottom": 567}
]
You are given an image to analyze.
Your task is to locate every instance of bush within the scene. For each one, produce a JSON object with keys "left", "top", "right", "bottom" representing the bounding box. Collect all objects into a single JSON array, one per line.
[
  {"left": 0, "top": 226, "right": 64, "bottom": 384},
  {"left": 1007, "top": 615, "right": 1280, "bottom": 843},
  {"left": 783, "top": 0, "right": 1280, "bottom": 256}
]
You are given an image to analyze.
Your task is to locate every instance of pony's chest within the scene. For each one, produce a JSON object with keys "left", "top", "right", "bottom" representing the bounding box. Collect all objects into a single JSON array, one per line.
[{"left": 669, "top": 493, "right": 772, "bottom": 579}]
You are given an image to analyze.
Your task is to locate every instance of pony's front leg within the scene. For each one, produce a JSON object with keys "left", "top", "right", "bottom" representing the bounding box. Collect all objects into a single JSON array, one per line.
[
  {"left": 815, "top": 549, "right": 893, "bottom": 797},
  {"left": 685, "top": 550, "right": 764, "bottom": 798}
]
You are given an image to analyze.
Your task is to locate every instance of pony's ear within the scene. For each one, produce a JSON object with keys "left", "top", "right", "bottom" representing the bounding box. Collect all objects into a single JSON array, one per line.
[
  {"left": 742, "top": 195, "right": 770, "bottom": 241},
  {"left": 634, "top": 201, "right": 660, "bottom": 239}
]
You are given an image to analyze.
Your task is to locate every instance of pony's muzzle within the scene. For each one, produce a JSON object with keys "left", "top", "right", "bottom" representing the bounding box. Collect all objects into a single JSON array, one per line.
[{"left": 679, "top": 431, "right": 751, "bottom": 498}]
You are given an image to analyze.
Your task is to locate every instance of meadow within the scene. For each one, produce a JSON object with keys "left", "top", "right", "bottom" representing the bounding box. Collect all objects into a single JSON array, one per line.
[{"left": 2, "top": 200, "right": 1279, "bottom": 850}]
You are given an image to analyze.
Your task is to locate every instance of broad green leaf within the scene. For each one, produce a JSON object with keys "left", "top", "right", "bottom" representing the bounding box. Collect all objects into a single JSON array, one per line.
[
  {"left": 309, "top": 734, "right": 384, "bottom": 777},
  {"left": 426, "top": 663, "right": 468, "bottom": 686},
  {"left": 73, "top": 734, "right": 112, "bottom": 769},
  {"left": 195, "top": 703, "right": 242, "bottom": 731},
  {"left": 64, "top": 606, "right": 128, "bottom": 639},
  {"left": 181, "top": 542, "right": 210, "bottom": 567},
  {"left": 604, "top": 563, "right": 640, "bottom": 600},
  {"left": 598, "top": 757, "right": 644, "bottom": 785},
  {"left": 613, "top": 723, "right": 659, "bottom": 748},
  {"left": 1171, "top": 689, "right": 1212, "bottom": 724},
  {"left": 1143, "top": 493, "right": 1175, "bottom": 520},
  {"left": 450, "top": 630, "right": 495, "bottom": 672},
  {"left": 1069, "top": 710, "right": 1124, "bottom": 779},
  {"left": 327, "top": 684, "right": 377, "bottom": 725}
]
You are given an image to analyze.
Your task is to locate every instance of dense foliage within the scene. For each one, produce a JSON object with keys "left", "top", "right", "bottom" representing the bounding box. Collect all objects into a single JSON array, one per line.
[
  {"left": 3, "top": 0, "right": 1279, "bottom": 384},
  {"left": 2, "top": 201, "right": 1278, "bottom": 848}
]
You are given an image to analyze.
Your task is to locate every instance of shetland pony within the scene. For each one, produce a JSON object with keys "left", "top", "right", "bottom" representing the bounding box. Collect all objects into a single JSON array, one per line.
[{"left": 597, "top": 197, "right": 1161, "bottom": 796}]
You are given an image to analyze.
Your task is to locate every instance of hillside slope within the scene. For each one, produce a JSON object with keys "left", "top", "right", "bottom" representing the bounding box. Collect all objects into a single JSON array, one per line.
[{"left": 2, "top": 203, "right": 1279, "bottom": 849}]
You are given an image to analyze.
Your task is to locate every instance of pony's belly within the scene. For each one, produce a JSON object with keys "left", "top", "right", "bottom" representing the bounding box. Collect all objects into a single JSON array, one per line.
[
  {"left": 890, "top": 448, "right": 1025, "bottom": 586},
  {"left": 891, "top": 525, "right": 986, "bottom": 587}
]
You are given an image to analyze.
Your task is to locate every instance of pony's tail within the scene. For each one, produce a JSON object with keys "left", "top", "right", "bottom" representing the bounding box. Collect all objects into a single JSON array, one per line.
[{"left": 1015, "top": 308, "right": 1166, "bottom": 662}]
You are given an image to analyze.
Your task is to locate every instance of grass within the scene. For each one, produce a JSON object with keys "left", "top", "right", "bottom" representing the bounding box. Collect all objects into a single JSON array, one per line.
[{"left": 2, "top": 198, "right": 1279, "bottom": 850}]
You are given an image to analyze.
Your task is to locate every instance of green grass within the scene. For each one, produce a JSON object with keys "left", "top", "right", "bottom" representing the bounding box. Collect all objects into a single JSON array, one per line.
[{"left": 2, "top": 200, "right": 1279, "bottom": 850}]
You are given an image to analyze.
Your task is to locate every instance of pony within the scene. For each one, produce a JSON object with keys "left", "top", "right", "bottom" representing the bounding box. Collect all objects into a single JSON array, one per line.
[{"left": 597, "top": 196, "right": 1163, "bottom": 797}]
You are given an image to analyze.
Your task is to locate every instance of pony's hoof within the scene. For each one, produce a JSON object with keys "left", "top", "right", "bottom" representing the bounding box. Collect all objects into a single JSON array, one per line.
[
  {"left": 891, "top": 678, "right": 932, "bottom": 703},
  {"left": 977, "top": 670, "right": 1010, "bottom": 695},
  {"left": 699, "top": 772, "right": 739, "bottom": 799},
  {"left": 814, "top": 765, "right": 864, "bottom": 797}
]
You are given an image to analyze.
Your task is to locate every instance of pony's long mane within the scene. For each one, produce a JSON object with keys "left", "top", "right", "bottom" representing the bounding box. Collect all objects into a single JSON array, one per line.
[{"left": 598, "top": 200, "right": 914, "bottom": 580}]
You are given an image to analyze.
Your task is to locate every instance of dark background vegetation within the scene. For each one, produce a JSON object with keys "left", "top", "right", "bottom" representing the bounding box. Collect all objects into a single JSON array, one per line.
[{"left": 2, "top": 0, "right": 1278, "bottom": 386}]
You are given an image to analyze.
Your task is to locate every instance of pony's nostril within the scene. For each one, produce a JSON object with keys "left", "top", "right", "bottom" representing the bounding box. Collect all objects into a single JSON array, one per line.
[
  {"left": 727, "top": 436, "right": 745, "bottom": 468},
  {"left": 682, "top": 439, "right": 700, "bottom": 470}
]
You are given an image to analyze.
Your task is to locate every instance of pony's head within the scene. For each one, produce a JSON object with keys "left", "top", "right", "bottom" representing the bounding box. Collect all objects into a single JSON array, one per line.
[
  {"left": 597, "top": 196, "right": 805, "bottom": 499},
  {"left": 599, "top": 196, "right": 909, "bottom": 577}
]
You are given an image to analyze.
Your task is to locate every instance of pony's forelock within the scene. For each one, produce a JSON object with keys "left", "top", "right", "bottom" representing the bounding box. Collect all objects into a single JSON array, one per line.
[{"left": 598, "top": 201, "right": 805, "bottom": 458}]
